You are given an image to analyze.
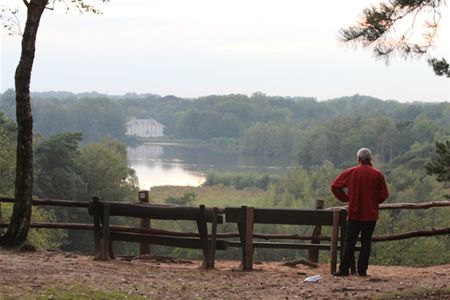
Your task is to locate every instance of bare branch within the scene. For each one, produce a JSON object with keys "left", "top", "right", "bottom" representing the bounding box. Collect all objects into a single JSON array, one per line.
[{"left": 0, "top": 6, "right": 23, "bottom": 36}]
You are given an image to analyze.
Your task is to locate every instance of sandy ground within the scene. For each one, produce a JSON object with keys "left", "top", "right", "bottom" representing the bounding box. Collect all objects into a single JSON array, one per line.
[{"left": 1, "top": 250, "right": 449, "bottom": 299}]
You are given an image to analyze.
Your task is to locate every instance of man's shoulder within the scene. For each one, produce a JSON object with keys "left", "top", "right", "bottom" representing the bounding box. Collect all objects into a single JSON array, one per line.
[
  {"left": 343, "top": 165, "right": 360, "bottom": 173},
  {"left": 358, "top": 164, "right": 384, "bottom": 176},
  {"left": 334, "top": 166, "right": 358, "bottom": 178},
  {"left": 336, "top": 164, "right": 384, "bottom": 178}
]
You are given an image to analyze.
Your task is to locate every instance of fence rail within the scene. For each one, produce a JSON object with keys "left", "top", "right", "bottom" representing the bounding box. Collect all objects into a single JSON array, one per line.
[
  {"left": 1, "top": 196, "right": 450, "bottom": 266},
  {"left": 2, "top": 222, "right": 448, "bottom": 244},
  {"left": 2, "top": 197, "right": 449, "bottom": 241},
  {"left": 329, "top": 200, "right": 450, "bottom": 210},
  {"left": 0, "top": 196, "right": 89, "bottom": 208},
  {"left": 2, "top": 197, "right": 450, "bottom": 243}
]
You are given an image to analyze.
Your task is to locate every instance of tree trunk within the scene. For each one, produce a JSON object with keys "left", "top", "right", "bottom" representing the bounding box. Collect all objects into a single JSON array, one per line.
[{"left": 1, "top": 0, "right": 47, "bottom": 247}]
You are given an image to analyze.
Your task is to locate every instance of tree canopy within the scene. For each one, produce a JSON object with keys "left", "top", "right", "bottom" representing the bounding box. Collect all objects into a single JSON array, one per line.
[
  {"left": 0, "top": 113, "right": 16, "bottom": 196},
  {"left": 426, "top": 140, "right": 450, "bottom": 198}
]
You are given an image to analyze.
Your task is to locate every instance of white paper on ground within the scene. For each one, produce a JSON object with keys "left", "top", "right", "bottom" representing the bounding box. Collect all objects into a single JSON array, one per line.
[{"left": 303, "top": 275, "right": 321, "bottom": 282}]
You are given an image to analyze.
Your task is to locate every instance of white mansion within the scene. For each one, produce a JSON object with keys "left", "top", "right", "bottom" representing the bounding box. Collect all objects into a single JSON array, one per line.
[{"left": 125, "top": 118, "right": 165, "bottom": 138}]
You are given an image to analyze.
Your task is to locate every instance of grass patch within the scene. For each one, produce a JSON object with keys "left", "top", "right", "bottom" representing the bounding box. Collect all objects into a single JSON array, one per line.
[
  {"left": 149, "top": 185, "right": 267, "bottom": 207},
  {"left": 39, "top": 289, "right": 146, "bottom": 300},
  {"left": 1, "top": 284, "right": 151, "bottom": 300},
  {"left": 373, "top": 287, "right": 450, "bottom": 299},
  {"left": 204, "top": 172, "right": 276, "bottom": 190}
]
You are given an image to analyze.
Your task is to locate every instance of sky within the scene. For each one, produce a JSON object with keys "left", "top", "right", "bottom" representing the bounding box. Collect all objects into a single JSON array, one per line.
[{"left": 1, "top": 0, "right": 449, "bottom": 102}]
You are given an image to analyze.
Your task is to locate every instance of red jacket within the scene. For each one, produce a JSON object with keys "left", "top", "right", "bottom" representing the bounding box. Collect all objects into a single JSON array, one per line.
[{"left": 331, "top": 162, "right": 389, "bottom": 221}]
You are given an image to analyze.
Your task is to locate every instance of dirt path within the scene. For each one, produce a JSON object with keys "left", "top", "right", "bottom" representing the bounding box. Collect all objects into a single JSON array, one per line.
[{"left": 1, "top": 250, "right": 449, "bottom": 299}]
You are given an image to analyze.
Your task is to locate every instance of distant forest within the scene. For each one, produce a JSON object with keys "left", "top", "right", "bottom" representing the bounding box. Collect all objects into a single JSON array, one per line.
[{"left": 1, "top": 89, "right": 449, "bottom": 170}]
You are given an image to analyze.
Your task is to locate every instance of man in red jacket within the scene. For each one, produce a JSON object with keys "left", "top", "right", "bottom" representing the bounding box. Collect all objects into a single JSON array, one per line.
[{"left": 331, "top": 148, "right": 389, "bottom": 276}]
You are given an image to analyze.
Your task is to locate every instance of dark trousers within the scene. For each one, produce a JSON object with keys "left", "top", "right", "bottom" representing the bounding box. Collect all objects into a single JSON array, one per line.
[{"left": 339, "top": 220, "right": 376, "bottom": 274}]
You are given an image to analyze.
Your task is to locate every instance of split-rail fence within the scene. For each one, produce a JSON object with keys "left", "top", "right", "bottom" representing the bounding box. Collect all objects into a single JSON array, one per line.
[{"left": 1, "top": 194, "right": 449, "bottom": 274}]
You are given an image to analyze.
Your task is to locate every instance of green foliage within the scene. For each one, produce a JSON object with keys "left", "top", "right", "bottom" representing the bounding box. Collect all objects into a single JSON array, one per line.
[
  {"left": 412, "top": 114, "right": 438, "bottom": 144},
  {"left": 151, "top": 185, "right": 267, "bottom": 207},
  {"left": 297, "top": 115, "right": 418, "bottom": 167},
  {"left": 426, "top": 140, "right": 450, "bottom": 198},
  {"left": 240, "top": 122, "right": 302, "bottom": 158},
  {"left": 34, "top": 132, "right": 85, "bottom": 200},
  {"left": 207, "top": 137, "right": 240, "bottom": 152},
  {"left": 204, "top": 172, "right": 277, "bottom": 190},
  {"left": 264, "top": 162, "right": 340, "bottom": 209},
  {"left": 28, "top": 96, "right": 128, "bottom": 142},
  {"left": 3, "top": 91, "right": 449, "bottom": 165},
  {"left": 369, "top": 135, "right": 450, "bottom": 266},
  {"left": 371, "top": 166, "right": 450, "bottom": 266},
  {"left": 428, "top": 57, "right": 450, "bottom": 77},
  {"left": 385, "top": 142, "right": 435, "bottom": 173},
  {"left": 1, "top": 203, "right": 66, "bottom": 249},
  {"left": 25, "top": 285, "right": 147, "bottom": 300},
  {"left": 374, "top": 288, "right": 450, "bottom": 300},
  {"left": 174, "top": 109, "right": 243, "bottom": 139},
  {"left": 0, "top": 112, "right": 16, "bottom": 196},
  {"left": 0, "top": 89, "right": 16, "bottom": 118},
  {"left": 77, "top": 139, "right": 139, "bottom": 202},
  {"left": 0, "top": 110, "right": 16, "bottom": 138},
  {"left": 30, "top": 134, "right": 139, "bottom": 252},
  {"left": 165, "top": 192, "right": 196, "bottom": 205}
]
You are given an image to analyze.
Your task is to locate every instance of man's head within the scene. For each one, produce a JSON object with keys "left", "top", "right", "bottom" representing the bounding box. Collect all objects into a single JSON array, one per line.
[{"left": 357, "top": 148, "right": 372, "bottom": 163}]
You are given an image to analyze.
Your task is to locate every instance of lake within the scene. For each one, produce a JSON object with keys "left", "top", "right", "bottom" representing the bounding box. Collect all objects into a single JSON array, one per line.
[{"left": 127, "top": 143, "right": 292, "bottom": 189}]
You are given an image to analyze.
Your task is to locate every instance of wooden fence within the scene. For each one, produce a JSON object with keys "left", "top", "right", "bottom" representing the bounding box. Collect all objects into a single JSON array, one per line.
[
  {"left": 1, "top": 196, "right": 450, "bottom": 271},
  {"left": 224, "top": 206, "right": 348, "bottom": 273},
  {"left": 89, "top": 197, "right": 225, "bottom": 269}
]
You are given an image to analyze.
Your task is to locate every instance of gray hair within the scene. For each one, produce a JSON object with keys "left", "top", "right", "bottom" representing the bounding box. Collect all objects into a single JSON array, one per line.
[{"left": 357, "top": 148, "right": 372, "bottom": 162}]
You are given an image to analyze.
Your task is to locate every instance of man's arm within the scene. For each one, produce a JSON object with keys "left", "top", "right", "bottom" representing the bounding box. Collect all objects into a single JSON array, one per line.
[
  {"left": 331, "top": 187, "right": 349, "bottom": 202},
  {"left": 331, "top": 170, "right": 350, "bottom": 202},
  {"left": 379, "top": 173, "right": 389, "bottom": 204}
]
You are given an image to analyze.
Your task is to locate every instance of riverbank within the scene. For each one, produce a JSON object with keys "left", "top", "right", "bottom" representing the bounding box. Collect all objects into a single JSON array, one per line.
[
  {"left": 130, "top": 137, "right": 240, "bottom": 153},
  {"left": 128, "top": 141, "right": 291, "bottom": 189}
]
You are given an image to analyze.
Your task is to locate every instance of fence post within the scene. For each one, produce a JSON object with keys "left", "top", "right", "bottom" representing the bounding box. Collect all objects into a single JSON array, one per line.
[
  {"left": 308, "top": 199, "right": 324, "bottom": 262},
  {"left": 101, "top": 202, "right": 110, "bottom": 261},
  {"left": 209, "top": 207, "right": 218, "bottom": 268},
  {"left": 237, "top": 206, "right": 254, "bottom": 271},
  {"left": 244, "top": 206, "right": 254, "bottom": 271},
  {"left": 198, "top": 204, "right": 211, "bottom": 269},
  {"left": 330, "top": 208, "right": 340, "bottom": 274},
  {"left": 0, "top": 202, "right": 3, "bottom": 234},
  {"left": 138, "top": 190, "right": 151, "bottom": 255},
  {"left": 92, "top": 197, "right": 102, "bottom": 260}
]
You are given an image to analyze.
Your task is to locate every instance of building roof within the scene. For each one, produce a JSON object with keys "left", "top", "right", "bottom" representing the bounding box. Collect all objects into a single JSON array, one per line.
[{"left": 126, "top": 118, "right": 165, "bottom": 127}]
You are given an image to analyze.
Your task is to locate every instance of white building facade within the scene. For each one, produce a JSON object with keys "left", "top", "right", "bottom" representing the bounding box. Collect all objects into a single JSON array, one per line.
[{"left": 125, "top": 118, "right": 165, "bottom": 138}]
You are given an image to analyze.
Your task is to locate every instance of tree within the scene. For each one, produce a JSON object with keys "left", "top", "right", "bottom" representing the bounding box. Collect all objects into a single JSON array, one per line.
[
  {"left": 0, "top": 113, "right": 17, "bottom": 196},
  {"left": 426, "top": 140, "right": 450, "bottom": 198},
  {"left": 0, "top": 0, "right": 105, "bottom": 247},
  {"left": 339, "top": 0, "right": 449, "bottom": 77},
  {"left": 34, "top": 132, "right": 85, "bottom": 200},
  {"left": 77, "top": 140, "right": 139, "bottom": 202}
]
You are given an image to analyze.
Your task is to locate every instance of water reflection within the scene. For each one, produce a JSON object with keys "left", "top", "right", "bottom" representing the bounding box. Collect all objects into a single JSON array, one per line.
[
  {"left": 128, "top": 143, "right": 291, "bottom": 189},
  {"left": 127, "top": 144, "right": 164, "bottom": 159},
  {"left": 132, "top": 162, "right": 205, "bottom": 189}
]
